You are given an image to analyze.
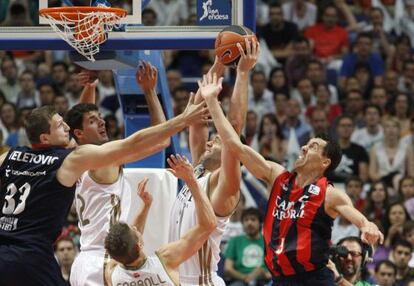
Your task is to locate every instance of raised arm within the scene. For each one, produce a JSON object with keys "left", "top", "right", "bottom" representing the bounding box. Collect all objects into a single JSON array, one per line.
[
  {"left": 133, "top": 178, "right": 153, "bottom": 234},
  {"left": 136, "top": 61, "right": 166, "bottom": 126},
  {"left": 157, "top": 154, "right": 217, "bottom": 270},
  {"left": 189, "top": 57, "right": 225, "bottom": 165},
  {"left": 227, "top": 38, "right": 259, "bottom": 133},
  {"left": 78, "top": 70, "right": 98, "bottom": 104},
  {"left": 325, "top": 186, "right": 384, "bottom": 245},
  {"left": 57, "top": 95, "right": 209, "bottom": 187},
  {"left": 200, "top": 73, "right": 285, "bottom": 187}
]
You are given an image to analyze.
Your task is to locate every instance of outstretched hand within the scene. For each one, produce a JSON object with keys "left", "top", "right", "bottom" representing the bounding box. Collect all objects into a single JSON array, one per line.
[
  {"left": 137, "top": 177, "right": 152, "bottom": 206},
  {"left": 181, "top": 92, "right": 210, "bottom": 125},
  {"left": 361, "top": 222, "right": 384, "bottom": 246},
  {"left": 136, "top": 61, "right": 158, "bottom": 92},
  {"left": 78, "top": 70, "right": 98, "bottom": 87},
  {"left": 236, "top": 37, "right": 260, "bottom": 72},
  {"left": 167, "top": 154, "right": 195, "bottom": 182},
  {"left": 198, "top": 72, "right": 223, "bottom": 101}
]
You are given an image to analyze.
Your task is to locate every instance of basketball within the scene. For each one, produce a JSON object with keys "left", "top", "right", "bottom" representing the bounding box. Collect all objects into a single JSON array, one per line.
[{"left": 214, "top": 25, "right": 257, "bottom": 66}]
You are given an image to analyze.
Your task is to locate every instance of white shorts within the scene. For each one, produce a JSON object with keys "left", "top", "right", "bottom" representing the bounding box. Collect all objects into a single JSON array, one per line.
[
  {"left": 70, "top": 252, "right": 109, "bottom": 286},
  {"left": 179, "top": 272, "right": 226, "bottom": 286}
]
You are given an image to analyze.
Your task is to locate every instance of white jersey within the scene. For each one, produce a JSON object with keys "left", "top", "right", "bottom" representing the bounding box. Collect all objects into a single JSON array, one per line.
[
  {"left": 70, "top": 170, "right": 132, "bottom": 286},
  {"left": 168, "top": 172, "right": 229, "bottom": 285},
  {"left": 75, "top": 170, "right": 132, "bottom": 253},
  {"left": 111, "top": 255, "right": 176, "bottom": 286}
]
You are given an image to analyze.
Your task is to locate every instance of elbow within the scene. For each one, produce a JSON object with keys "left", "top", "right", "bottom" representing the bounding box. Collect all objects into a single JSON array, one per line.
[
  {"left": 160, "top": 137, "right": 171, "bottom": 149},
  {"left": 226, "top": 137, "right": 243, "bottom": 155}
]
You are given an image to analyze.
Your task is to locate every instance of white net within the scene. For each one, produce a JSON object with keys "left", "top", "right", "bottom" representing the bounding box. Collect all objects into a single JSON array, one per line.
[{"left": 41, "top": 9, "right": 124, "bottom": 62}]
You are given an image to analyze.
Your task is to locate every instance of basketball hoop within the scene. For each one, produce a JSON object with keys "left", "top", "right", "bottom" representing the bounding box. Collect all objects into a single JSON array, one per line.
[{"left": 39, "top": 6, "right": 127, "bottom": 62}]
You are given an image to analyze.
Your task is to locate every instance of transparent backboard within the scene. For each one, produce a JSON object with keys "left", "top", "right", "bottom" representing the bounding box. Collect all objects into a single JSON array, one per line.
[{"left": 0, "top": 0, "right": 255, "bottom": 51}]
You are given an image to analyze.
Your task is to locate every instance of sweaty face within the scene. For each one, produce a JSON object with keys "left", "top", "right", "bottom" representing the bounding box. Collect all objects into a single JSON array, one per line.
[
  {"left": 78, "top": 111, "right": 109, "bottom": 145},
  {"left": 55, "top": 241, "right": 76, "bottom": 266},
  {"left": 339, "top": 241, "right": 363, "bottom": 277}
]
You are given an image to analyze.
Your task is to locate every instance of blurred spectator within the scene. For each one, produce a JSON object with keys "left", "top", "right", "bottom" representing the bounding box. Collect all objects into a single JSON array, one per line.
[
  {"left": 282, "top": 0, "right": 317, "bottom": 31},
  {"left": 363, "top": 181, "right": 389, "bottom": 231},
  {"left": 53, "top": 94, "right": 69, "bottom": 117},
  {"left": 368, "top": 86, "right": 389, "bottom": 115},
  {"left": 257, "top": 113, "right": 287, "bottom": 164},
  {"left": 343, "top": 89, "right": 365, "bottom": 127},
  {"left": 51, "top": 62, "right": 69, "bottom": 94},
  {"left": 96, "top": 70, "right": 116, "bottom": 112},
  {"left": 166, "top": 69, "right": 182, "bottom": 93},
  {"left": 353, "top": 62, "right": 374, "bottom": 100},
  {"left": 104, "top": 114, "right": 123, "bottom": 141},
  {"left": 305, "top": 59, "right": 339, "bottom": 103},
  {"left": 285, "top": 36, "right": 315, "bottom": 86},
  {"left": 281, "top": 98, "right": 311, "bottom": 147},
  {"left": 403, "top": 221, "right": 414, "bottom": 267},
  {"left": 383, "top": 70, "right": 400, "bottom": 99},
  {"left": 390, "top": 93, "right": 412, "bottom": 138},
  {"left": 391, "top": 34, "right": 413, "bottom": 74},
  {"left": 244, "top": 110, "right": 259, "bottom": 151},
  {"left": 171, "top": 86, "right": 189, "bottom": 116},
  {"left": 0, "top": 57, "right": 20, "bottom": 103},
  {"left": 224, "top": 207, "right": 271, "bottom": 286},
  {"left": 273, "top": 91, "right": 288, "bottom": 125},
  {"left": 248, "top": 70, "right": 275, "bottom": 120},
  {"left": 351, "top": 104, "right": 384, "bottom": 153},
  {"left": 147, "top": 0, "right": 188, "bottom": 26},
  {"left": 0, "top": 129, "right": 9, "bottom": 154},
  {"left": 54, "top": 235, "right": 77, "bottom": 284},
  {"left": 305, "top": 83, "right": 342, "bottom": 124},
  {"left": 304, "top": 4, "right": 349, "bottom": 63},
  {"left": 398, "top": 60, "right": 414, "bottom": 94},
  {"left": 142, "top": 8, "right": 157, "bottom": 26},
  {"left": 374, "top": 260, "right": 397, "bottom": 286},
  {"left": 267, "top": 67, "right": 290, "bottom": 95},
  {"left": 369, "top": 117, "right": 414, "bottom": 191},
  {"left": 309, "top": 108, "right": 331, "bottom": 136},
  {"left": 0, "top": 102, "right": 19, "bottom": 147},
  {"left": 290, "top": 78, "right": 315, "bottom": 111},
  {"left": 390, "top": 240, "right": 414, "bottom": 286},
  {"left": 16, "top": 70, "right": 39, "bottom": 109},
  {"left": 402, "top": 117, "right": 414, "bottom": 147},
  {"left": 331, "top": 215, "right": 359, "bottom": 244},
  {"left": 345, "top": 176, "right": 365, "bottom": 211},
  {"left": 1, "top": 1, "right": 33, "bottom": 26},
  {"left": 340, "top": 32, "right": 384, "bottom": 88},
  {"left": 384, "top": 203, "right": 409, "bottom": 248},
  {"left": 66, "top": 71, "right": 85, "bottom": 107},
  {"left": 329, "top": 115, "right": 369, "bottom": 183},
  {"left": 259, "top": 2, "right": 299, "bottom": 64},
  {"left": 38, "top": 82, "right": 56, "bottom": 106}
]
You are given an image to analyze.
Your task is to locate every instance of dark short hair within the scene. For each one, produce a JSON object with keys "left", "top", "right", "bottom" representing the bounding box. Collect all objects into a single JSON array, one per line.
[
  {"left": 65, "top": 103, "right": 98, "bottom": 142},
  {"left": 374, "top": 260, "right": 396, "bottom": 274},
  {"left": 54, "top": 235, "right": 75, "bottom": 252},
  {"left": 364, "top": 103, "right": 382, "bottom": 117},
  {"left": 403, "top": 221, "right": 414, "bottom": 236},
  {"left": 345, "top": 176, "right": 363, "bottom": 188},
  {"left": 105, "top": 222, "right": 139, "bottom": 265},
  {"left": 25, "top": 105, "right": 57, "bottom": 144},
  {"left": 315, "top": 133, "right": 342, "bottom": 175},
  {"left": 391, "top": 239, "right": 413, "bottom": 252},
  {"left": 142, "top": 8, "right": 157, "bottom": 18},
  {"left": 241, "top": 207, "right": 263, "bottom": 224},
  {"left": 356, "top": 32, "right": 373, "bottom": 42}
]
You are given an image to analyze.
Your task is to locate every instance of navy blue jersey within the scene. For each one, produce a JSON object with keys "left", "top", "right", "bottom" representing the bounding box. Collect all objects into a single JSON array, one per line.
[{"left": 0, "top": 146, "right": 75, "bottom": 247}]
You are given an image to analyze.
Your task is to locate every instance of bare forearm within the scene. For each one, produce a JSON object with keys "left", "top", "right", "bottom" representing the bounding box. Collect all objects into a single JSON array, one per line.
[
  {"left": 133, "top": 205, "right": 151, "bottom": 233},
  {"left": 227, "top": 71, "right": 248, "bottom": 134},
  {"left": 143, "top": 89, "right": 166, "bottom": 126},
  {"left": 189, "top": 90, "right": 208, "bottom": 165},
  {"left": 79, "top": 85, "right": 96, "bottom": 104},
  {"left": 341, "top": 206, "right": 370, "bottom": 229},
  {"left": 186, "top": 177, "right": 216, "bottom": 229}
]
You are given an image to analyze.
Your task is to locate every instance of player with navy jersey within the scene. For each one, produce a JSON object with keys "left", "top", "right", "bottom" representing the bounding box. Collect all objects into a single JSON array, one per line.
[
  {"left": 198, "top": 73, "right": 384, "bottom": 286},
  {"left": 0, "top": 90, "right": 207, "bottom": 286}
]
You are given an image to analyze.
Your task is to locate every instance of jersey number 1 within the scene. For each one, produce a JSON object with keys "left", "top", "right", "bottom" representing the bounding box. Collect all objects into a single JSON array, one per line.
[{"left": 2, "top": 183, "right": 31, "bottom": 215}]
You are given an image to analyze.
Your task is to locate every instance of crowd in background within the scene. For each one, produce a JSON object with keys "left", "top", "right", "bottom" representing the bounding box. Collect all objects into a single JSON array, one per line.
[{"left": 1, "top": 0, "right": 414, "bottom": 285}]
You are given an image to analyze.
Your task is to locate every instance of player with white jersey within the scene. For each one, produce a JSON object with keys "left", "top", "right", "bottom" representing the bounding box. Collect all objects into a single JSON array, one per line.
[
  {"left": 104, "top": 155, "right": 217, "bottom": 286},
  {"left": 67, "top": 62, "right": 170, "bottom": 286},
  {"left": 168, "top": 39, "right": 260, "bottom": 286}
]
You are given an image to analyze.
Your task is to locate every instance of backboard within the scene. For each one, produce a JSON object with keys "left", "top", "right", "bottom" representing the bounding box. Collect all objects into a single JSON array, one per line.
[{"left": 0, "top": 0, "right": 255, "bottom": 51}]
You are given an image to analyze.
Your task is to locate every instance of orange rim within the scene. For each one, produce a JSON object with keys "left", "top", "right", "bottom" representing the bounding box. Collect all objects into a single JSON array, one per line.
[{"left": 39, "top": 6, "right": 127, "bottom": 21}]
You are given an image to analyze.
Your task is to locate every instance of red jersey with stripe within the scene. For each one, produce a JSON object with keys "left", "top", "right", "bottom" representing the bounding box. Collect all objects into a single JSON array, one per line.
[{"left": 263, "top": 171, "right": 333, "bottom": 276}]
